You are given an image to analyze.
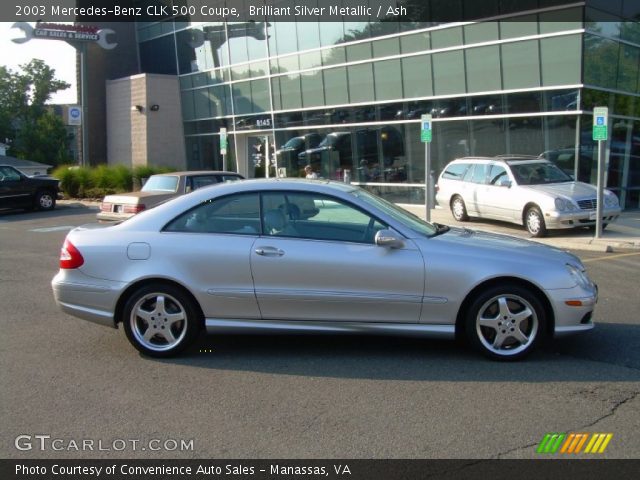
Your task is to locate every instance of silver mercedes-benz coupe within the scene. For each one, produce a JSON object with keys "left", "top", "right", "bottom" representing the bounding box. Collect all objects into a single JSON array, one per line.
[{"left": 52, "top": 179, "right": 597, "bottom": 360}]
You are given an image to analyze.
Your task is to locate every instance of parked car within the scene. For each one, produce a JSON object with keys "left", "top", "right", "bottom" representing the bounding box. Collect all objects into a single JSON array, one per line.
[
  {"left": 0, "top": 165, "right": 59, "bottom": 211},
  {"left": 53, "top": 179, "right": 596, "bottom": 361},
  {"left": 97, "top": 170, "right": 244, "bottom": 221},
  {"left": 435, "top": 156, "right": 621, "bottom": 237},
  {"left": 275, "top": 133, "right": 323, "bottom": 176}
]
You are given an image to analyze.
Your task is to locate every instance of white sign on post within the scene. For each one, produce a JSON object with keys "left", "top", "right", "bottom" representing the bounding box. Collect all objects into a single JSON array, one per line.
[{"left": 68, "top": 106, "right": 82, "bottom": 126}]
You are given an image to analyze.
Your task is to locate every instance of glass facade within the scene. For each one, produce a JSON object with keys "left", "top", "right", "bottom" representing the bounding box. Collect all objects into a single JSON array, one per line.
[{"left": 134, "top": 0, "right": 640, "bottom": 208}]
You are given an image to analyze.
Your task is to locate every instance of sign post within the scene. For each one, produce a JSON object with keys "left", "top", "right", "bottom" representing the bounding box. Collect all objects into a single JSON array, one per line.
[
  {"left": 421, "top": 114, "right": 433, "bottom": 222},
  {"left": 220, "top": 128, "right": 228, "bottom": 169},
  {"left": 592, "top": 107, "right": 608, "bottom": 239}
]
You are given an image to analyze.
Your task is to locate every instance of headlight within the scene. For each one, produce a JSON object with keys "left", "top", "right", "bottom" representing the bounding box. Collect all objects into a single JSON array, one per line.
[
  {"left": 566, "top": 263, "right": 593, "bottom": 290},
  {"left": 554, "top": 198, "right": 576, "bottom": 211},
  {"left": 604, "top": 193, "right": 619, "bottom": 207}
]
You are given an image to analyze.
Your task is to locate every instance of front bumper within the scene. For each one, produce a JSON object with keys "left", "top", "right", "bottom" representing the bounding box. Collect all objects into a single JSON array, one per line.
[
  {"left": 544, "top": 207, "right": 621, "bottom": 230},
  {"left": 547, "top": 283, "right": 598, "bottom": 336}
]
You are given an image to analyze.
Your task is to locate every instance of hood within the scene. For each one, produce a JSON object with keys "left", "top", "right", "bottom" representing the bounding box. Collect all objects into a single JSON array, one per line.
[
  {"left": 523, "top": 181, "right": 597, "bottom": 199},
  {"left": 427, "top": 227, "right": 581, "bottom": 267},
  {"left": 102, "top": 191, "right": 177, "bottom": 205}
]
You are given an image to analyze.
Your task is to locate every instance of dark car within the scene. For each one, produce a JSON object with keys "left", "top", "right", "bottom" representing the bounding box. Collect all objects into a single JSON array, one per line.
[
  {"left": 0, "top": 165, "right": 59, "bottom": 211},
  {"left": 275, "top": 134, "right": 323, "bottom": 176}
]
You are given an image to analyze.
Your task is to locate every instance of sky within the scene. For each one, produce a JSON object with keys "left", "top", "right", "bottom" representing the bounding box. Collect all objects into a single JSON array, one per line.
[{"left": 1, "top": 22, "right": 77, "bottom": 104}]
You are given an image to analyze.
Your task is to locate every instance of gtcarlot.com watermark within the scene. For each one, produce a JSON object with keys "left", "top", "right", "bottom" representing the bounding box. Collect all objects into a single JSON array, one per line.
[{"left": 15, "top": 435, "right": 194, "bottom": 452}]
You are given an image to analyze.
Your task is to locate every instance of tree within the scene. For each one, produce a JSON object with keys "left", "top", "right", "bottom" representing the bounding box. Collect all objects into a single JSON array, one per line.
[{"left": 0, "top": 59, "right": 72, "bottom": 165}]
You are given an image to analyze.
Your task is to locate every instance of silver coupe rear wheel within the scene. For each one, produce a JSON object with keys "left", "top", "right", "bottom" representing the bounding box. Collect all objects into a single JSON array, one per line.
[{"left": 130, "top": 293, "right": 187, "bottom": 352}]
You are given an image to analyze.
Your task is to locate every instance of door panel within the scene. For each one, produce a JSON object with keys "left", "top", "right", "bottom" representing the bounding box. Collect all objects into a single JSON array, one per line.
[{"left": 250, "top": 237, "right": 424, "bottom": 323}]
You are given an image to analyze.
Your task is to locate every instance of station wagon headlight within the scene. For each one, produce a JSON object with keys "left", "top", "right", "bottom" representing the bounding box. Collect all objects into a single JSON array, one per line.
[
  {"left": 566, "top": 263, "right": 592, "bottom": 290},
  {"left": 554, "top": 197, "right": 576, "bottom": 212},
  {"left": 604, "top": 193, "right": 619, "bottom": 207}
]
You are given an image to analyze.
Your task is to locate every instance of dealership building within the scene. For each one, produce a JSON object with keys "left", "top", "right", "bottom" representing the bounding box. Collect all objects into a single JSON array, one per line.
[{"left": 84, "top": 0, "right": 639, "bottom": 208}]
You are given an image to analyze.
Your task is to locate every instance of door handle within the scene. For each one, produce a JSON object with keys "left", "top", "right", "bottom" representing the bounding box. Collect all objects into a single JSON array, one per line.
[{"left": 254, "top": 246, "right": 285, "bottom": 257}]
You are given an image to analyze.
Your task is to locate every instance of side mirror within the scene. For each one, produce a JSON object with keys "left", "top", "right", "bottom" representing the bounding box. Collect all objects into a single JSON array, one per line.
[
  {"left": 497, "top": 178, "right": 512, "bottom": 188},
  {"left": 375, "top": 229, "right": 404, "bottom": 249}
]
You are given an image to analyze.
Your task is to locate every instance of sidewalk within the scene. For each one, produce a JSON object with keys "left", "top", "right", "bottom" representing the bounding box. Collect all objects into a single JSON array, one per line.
[
  {"left": 59, "top": 198, "right": 640, "bottom": 252},
  {"left": 401, "top": 204, "right": 640, "bottom": 253}
]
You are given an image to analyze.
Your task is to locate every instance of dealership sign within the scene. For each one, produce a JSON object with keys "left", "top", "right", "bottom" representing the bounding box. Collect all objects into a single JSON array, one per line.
[{"left": 11, "top": 22, "right": 117, "bottom": 50}]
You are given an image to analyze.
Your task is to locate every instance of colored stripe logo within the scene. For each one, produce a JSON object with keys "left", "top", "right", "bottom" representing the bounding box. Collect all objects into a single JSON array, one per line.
[{"left": 537, "top": 433, "right": 613, "bottom": 454}]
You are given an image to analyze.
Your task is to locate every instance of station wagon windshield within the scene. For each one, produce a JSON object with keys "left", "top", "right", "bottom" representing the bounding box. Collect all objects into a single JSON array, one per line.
[
  {"left": 510, "top": 162, "right": 573, "bottom": 186},
  {"left": 141, "top": 176, "right": 179, "bottom": 192}
]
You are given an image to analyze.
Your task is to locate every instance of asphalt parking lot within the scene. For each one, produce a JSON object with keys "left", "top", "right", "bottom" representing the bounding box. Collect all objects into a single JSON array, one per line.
[{"left": 1, "top": 205, "right": 639, "bottom": 459}]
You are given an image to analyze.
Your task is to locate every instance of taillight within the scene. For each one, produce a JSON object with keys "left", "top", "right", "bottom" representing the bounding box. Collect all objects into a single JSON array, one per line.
[
  {"left": 123, "top": 204, "right": 146, "bottom": 214},
  {"left": 60, "top": 239, "right": 84, "bottom": 269},
  {"left": 100, "top": 202, "right": 112, "bottom": 212}
]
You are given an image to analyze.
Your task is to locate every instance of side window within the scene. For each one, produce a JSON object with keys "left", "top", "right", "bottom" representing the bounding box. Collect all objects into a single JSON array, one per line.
[
  {"left": 0, "top": 166, "right": 21, "bottom": 181},
  {"left": 462, "top": 164, "right": 476, "bottom": 182},
  {"left": 470, "top": 163, "right": 489, "bottom": 184},
  {"left": 261, "top": 191, "right": 387, "bottom": 244},
  {"left": 191, "top": 176, "right": 219, "bottom": 190},
  {"left": 219, "top": 175, "right": 242, "bottom": 182},
  {"left": 488, "top": 164, "right": 508, "bottom": 185},
  {"left": 441, "top": 163, "right": 469, "bottom": 180},
  {"left": 164, "top": 193, "right": 260, "bottom": 234}
]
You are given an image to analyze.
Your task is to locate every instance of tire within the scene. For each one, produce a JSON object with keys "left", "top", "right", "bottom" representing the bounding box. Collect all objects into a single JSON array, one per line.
[
  {"left": 465, "top": 284, "right": 546, "bottom": 361},
  {"left": 122, "top": 284, "right": 202, "bottom": 357},
  {"left": 451, "top": 195, "right": 469, "bottom": 222},
  {"left": 525, "top": 206, "right": 546, "bottom": 237},
  {"left": 35, "top": 190, "right": 56, "bottom": 211}
]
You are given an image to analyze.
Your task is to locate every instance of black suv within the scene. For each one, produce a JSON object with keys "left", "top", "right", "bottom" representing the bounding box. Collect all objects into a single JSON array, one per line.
[{"left": 0, "top": 165, "right": 59, "bottom": 211}]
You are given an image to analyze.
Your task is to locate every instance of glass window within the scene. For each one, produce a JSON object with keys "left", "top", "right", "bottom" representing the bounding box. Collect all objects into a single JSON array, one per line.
[
  {"left": 540, "top": 35, "right": 582, "bottom": 86},
  {"left": 261, "top": 192, "right": 386, "bottom": 244},
  {"left": 301, "top": 70, "right": 325, "bottom": 108},
  {"left": 372, "top": 37, "right": 400, "bottom": 58},
  {"left": 431, "top": 26, "right": 463, "bottom": 49},
  {"left": 539, "top": 7, "right": 583, "bottom": 34},
  {"left": 618, "top": 44, "right": 640, "bottom": 93},
  {"left": 322, "top": 46, "right": 346, "bottom": 66},
  {"left": 142, "top": 175, "right": 179, "bottom": 192},
  {"left": 488, "top": 164, "right": 508, "bottom": 185},
  {"left": 297, "top": 22, "right": 321, "bottom": 51},
  {"left": 346, "top": 42, "right": 372, "bottom": 62},
  {"left": 164, "top": 194, "right": 261, "bottom": 234},
  {"left": 319, "top": 22, "right": 345, "bottom": 47},
  {"left": 348, "top": 63, "right": 375, "bottom": 103},
  {"left": 501, "top": 40, "right": 541, "bottom": 89},
  {"left": 470, "top": 118, "right": 508, "bottom": 157},
  {"left": 189, "top": 175, "right": 219, "bottom": 191},
  {"left": 139, "top": 35, "right": 177, "bottom": 75},
  {"left": 470, "top": 163, "right": 489, "bottom": 184},
  {"left": 181, "top": 91, "right": 196, "bottom": 121},
  {"left": 233, "top": 81, "right": 253, "bottom": 115},
  {"left": 442, "top": 163, "right": 469, "bottom": 180},
  {"left": 250, "top": 79, "right": 271, "bottom": 113},
  {"left": 324, "top": 67, "right": 349, "bottom": 105},
  {"left": 507, "top": 118, "right": 544, "bottom": 155},
  {"left": 194, "top": 88, "right": 211, "bottom": 119},
  {"left": 463, "top": 0, "right": 499, "bottom": 19},
  {"left": 280, "top": 74, "right": 303, "bottom": 110},
  {"left": 271, "top": 22, "right": 298, "bottom": 56},
  {"left": 464, "top": 22, "right": 499, "bottom": 44},
  {"left": 374, "top": 59, "right": 402, "bottom": 101},
  {"left": 402, "top": 55, "right": 433, "bottom": 98},
  {"left": 500, "top": 15, "right": 537, "bottom": 39},
  {"left": 432, "top": 51, "right": 466, "bottom": 95},
  {"left": 400, "top": 32, "right": 430, "bottom": 54},
  {"left": 466, "top": 45, "right": 501, "bottom": 93},
  {"left": 299, "top": 51, "right": 323, "bottom": 70},
  {"left": 584, "top": 34, "right": 620, "bottom": 89}
]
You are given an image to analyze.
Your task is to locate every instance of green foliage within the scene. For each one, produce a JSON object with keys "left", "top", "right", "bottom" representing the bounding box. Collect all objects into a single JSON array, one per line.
[
  {"left": 0, "top": 59, "right": 72, "bottom": 165},
  {"left": 52, "top": 165, "right": 175, "bottom": 199}
]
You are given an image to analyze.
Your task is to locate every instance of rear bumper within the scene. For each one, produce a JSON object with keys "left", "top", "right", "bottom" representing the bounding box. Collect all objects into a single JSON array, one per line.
[
  {"left": 52, "top": 270, "right": 125, "bottom": 328},
  {"left": 96, "top": 211, "right": 134, "bottom": 222}
]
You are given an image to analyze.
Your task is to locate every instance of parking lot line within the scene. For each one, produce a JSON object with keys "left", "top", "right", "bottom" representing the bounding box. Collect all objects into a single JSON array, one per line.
[
  {"left": 582, "top": 252, "right": 640, "bottom": 263},
  {"left": 29, "top": 226, "right": 75, "bottom": 233}
]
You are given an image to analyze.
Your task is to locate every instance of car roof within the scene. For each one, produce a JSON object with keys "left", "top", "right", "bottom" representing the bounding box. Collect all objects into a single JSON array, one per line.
[
  {"left": 153, "top": 170, "right": 242, "bottom": 177},
  {"left": 450, "top": 156, "right": 546, "bottom": 164}
]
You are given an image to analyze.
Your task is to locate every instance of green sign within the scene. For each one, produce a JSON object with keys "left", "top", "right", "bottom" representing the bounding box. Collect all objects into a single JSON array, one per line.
[
  {"left": 592, "top": 107, "right": 608, "bottom": 141},
  {"left": 220, "top": 128, "right": 228, "bottom": 154},
  {"left": 420, "top": 114, "right": 432, "bottom": 143}
]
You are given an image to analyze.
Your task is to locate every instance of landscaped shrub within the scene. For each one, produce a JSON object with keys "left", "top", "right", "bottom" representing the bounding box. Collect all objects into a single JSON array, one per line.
[{"left": 53, "top": 165, "right": 174, "bottom": 199}]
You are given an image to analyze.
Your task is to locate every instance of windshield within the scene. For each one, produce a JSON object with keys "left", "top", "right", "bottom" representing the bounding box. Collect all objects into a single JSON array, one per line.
[
  {"left": 282, "top": 137, "right": 304, "bottom": 149},
  {"left": 352, "top": 189, "right": 437, "bottom": 237},
  {"left": 510, "top": 162, "right": 573, "bottom": 185},
  {"left": 141, "top": 175, "right": 179, "bottom": 192}
]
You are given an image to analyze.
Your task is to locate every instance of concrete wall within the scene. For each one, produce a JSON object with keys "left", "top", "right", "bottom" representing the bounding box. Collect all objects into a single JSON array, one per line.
[{"left": 106, "top": 74, "right": 186, "bottom": 170}]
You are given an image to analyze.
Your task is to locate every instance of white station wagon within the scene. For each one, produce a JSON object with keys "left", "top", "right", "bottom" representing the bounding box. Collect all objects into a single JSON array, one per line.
[{"left": 435, "top": 156, "right": 621, "bottom": 237}]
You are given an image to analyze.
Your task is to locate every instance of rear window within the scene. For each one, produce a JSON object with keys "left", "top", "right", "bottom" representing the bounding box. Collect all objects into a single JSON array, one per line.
[
  {"left": 441, "top": 163, "right": 469, "bottom": 180},
  {"left": 142, "top": 175, "right": 179, "bottom": 192}
]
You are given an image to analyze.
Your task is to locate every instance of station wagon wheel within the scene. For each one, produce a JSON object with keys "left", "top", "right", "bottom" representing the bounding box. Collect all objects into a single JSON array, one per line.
[
  {"left": 35, "top": 190, "right": 55, "bottom": 211},
  {"left": 525, "top": 206, "right": 546, "bottom": 237},
  {"left": 122, "top": 284, "right": 202, "bottom": 357},
  {"left": 451, "top": 195, "right": 469, "bottom": 221},
  {"left": 465, "top": 285, "right": 545, "bottom": 361}
]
